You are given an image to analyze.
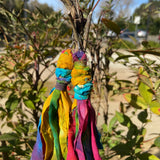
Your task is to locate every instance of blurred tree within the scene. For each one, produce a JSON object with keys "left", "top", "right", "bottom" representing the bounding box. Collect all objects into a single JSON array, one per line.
[
  {"left": 0, "top": 0, "right": 63, "bottom": 42},
  {"left": 29, "top": 0, "right": 54, "bottom": 15},
  {"left": 115, "top": 0, "right": 134, "bottom": 18},
  {"left": 133, "top": 0, "right": 160, "bottom": 35}
]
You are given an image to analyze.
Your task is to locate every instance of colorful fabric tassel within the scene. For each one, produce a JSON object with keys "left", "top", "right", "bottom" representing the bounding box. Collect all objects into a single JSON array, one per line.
[
  {"left": 31, "top": 49, "right": 102, "bottom": 160},
  {"left": 31, "top": 49, "right": 73, "bottom": 160},
  {"left": 67, "top": 50, "right": 102, "bottom": 160}
]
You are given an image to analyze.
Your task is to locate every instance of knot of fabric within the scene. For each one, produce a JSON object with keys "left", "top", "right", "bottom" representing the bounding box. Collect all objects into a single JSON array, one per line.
[
  {"left": 71, "top": 50, "right": 92, "bottom": 100},
  {"left": 57, "top": 49, "right": 73, "bottom": 70},
  {"left": 73, "top": 50, "right": 87, "bottom": 63},
  {"left": 55, "top": 82, "right": 67, "bottom": 91},
  {"left": 74, "top": 82, "right": 93, "bottom": 100},
  {"left": 71, "top": 64, "right": 91, "bottom": 86},
  {"left": 56, "top": 68, "right": 72, "bottom": 83}
]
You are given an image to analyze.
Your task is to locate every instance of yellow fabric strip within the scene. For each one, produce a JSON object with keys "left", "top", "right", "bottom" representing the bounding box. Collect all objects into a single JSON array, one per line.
[
  {"left": 72, "top": 99, "right": 77, "bottom": 110},
  {"left": 57, "top": 91, "right": 72, "bottom": 160},
  {"left": 41, "top": 91, "right": 54, "bottom": 160}
]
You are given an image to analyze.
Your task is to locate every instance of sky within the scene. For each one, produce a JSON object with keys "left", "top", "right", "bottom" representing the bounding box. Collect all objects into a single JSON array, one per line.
[
  {"left": 37, "top": 0, "right": 148, "bottom": 12},
  {"left": 37, "top": 0, "right": 149, "bottom": 18}
]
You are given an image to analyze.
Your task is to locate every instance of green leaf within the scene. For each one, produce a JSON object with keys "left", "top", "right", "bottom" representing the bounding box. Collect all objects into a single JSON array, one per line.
[
  {"left": 142, "top": 128, "right": 147, "bottom": 136},
  {"left": 139, "top": 74, "right": 153, "bottom": 89},
  {"left": 114, "top": 55, "right": 134, "bottom": 62},
  {"left": 138, "top": 67, "right": 149, "bottom": 77},
  {"left": 5, "top": 94, "right": 20, "bottom": 111},
  {"left": 154, "top": 137, "right": 160, "bottom": 148},
  {"left": 112, "top": 143, "right": 131, "bottom": 156},
  {"left": 148, "top": 155, "right": 160, "bottom": 160},
  {"left": 23, "top": 99, "right": 35, "bottom": 110},
  {"left": 156, "top": 93, "right": 160, "bottom": 104},
  {"left": 0, "top": 132, "right": 19, "bottom": 141},
  {"left": 128, "top": 35, "right": 137, "bottom": 44},
  {"left": 108, "top": 116, "right": 117, "bottom": 132},
  {"left": 150, "top": 101, "right": 160, "bottom": 115},
  {"left": 115, "top": 111, "right": 124, "bottom": 123},
  {"left": 127, "top": 124, "right": 137, "bottom": 139},
  {"left": 138, "top": 153, "right": 160, "bottom": 160},
  {"left": 0, "top": 146, "right": 13, "bottom": 152},
  {"left": 138, "top": 76, "right": 153, "bottom": 104},
  {"left": 102, "top": 18, "right": 121, "bottom": 34},
  {"left": 138, "top": 110, "right": 148, "bottom": 123},
  {"left": 116, "top": 112, "right": 131, "bottom": 127},
  {"left": 124, "top": 93, "right": 148, "bottom": 109},
  {"left": 144, "top": 2, "right": 152, "bottom": 9},
  {"left": 102, "top": 124, "right": 108, "bottom": 133},
  {"left": 155, "top": 80, "right": 160, "bottom": 90},
  {"left": 135, "top": 148, "right": 141, "bottom": 154}
]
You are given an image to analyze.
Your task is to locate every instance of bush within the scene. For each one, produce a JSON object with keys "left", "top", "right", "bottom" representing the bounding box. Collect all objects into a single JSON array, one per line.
[{"left": 114, "top": 39, "right": 137, "bottom": 49}]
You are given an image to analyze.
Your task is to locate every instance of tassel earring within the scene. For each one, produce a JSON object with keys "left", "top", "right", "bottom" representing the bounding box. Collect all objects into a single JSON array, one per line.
[
  {"left": 67, "top": 50, "right": 102, "bottom": 160},
  {"left": 31, "top": 49, "right": 73, "bottom": 160}
]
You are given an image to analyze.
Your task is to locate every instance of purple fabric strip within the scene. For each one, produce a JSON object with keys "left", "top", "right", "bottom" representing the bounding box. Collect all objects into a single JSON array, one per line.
[
  {"left": 55, "top": 82, "right": 67, "bottom": 91},
  {"left": 31, "top": 119, "right": 44, "bottom": 160},
  {"left": 73, "top": 50, "right": 87, "bottom": 62},
  {"left": 74, "top": 99, "right": 101, "bottom": 160},
  {"left": 74, "top": 100, "right": 88, "bottom": 160},
  {"left": 87, "top": 100, "right": 101, "bottom": 160}
]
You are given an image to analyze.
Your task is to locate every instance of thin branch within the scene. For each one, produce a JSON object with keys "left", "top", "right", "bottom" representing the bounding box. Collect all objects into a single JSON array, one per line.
[
  {"left": 76, "top": 0, "right": 80, "bottom": 17},
  {"left": 83, "top": 11, "right": 92, "bottom": 50},
  {"left": 91, "top": 0, "right": 101, "bottom": 12},
  {"left": 62, "top": 0, "right": 77, "bottom": 18},
  {"left": 83, "top": 0, "right": 101, "bottom": 50},
  {"left": 68, "top": 13, "right": 82, "bottom": 49}
]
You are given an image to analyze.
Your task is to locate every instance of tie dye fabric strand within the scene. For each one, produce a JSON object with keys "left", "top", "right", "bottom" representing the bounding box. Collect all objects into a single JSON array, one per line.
[
  {"left": 31, "top": 49, "right": 73, "bottom": 160},
  {"left": 67, "top": 50, "right": 102, "bottom": 160}
]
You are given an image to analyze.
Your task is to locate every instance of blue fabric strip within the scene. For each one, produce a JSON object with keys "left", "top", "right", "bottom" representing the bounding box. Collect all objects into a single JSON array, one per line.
[
  {"left": 56, "top": 68, "right": 71, "bottom": 78},
  {"left": 31, "top": 117, "right": 43, "bottom": 160},
  {"left": 74, "top": 82, "right": 93, "bottom": 100}
]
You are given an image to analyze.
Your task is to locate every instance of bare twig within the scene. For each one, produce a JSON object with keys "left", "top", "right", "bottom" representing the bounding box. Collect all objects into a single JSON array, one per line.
[
  {"left": 91, "top": 0, "right": 101, "bottom": 12},
  {"left": 68, "top": 13, "right": 82, "bottom": 50},
  {"left": 83, "top": 0, "right": 101, "bottom": 50},
  {"left": 75, "top": 0, "right": 80, "bottom": 16},
  {"left": 61, "top": 0, "right": 77, "bottom": 18},
  {"left": 83, "top": 11, "right": 92, "bottom": 50}
]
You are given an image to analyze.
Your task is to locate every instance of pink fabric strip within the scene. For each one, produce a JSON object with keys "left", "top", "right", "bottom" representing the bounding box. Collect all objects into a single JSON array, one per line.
[
  {"left": 75, "top": 100, "right": 89, "bottom": 160},
  {"left": 87, "top": 99, "right": 101, "bottom": 160},
  {"left": 76, "top": 99, "right": 101, "bottom": 160},
  {"left": 67, "top": 110, "right": 78, "bottom": 160}
]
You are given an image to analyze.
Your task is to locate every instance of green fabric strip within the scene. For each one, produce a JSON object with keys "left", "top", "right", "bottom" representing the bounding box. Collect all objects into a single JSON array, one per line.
[{"left": 48, "top": 89, "right": 61, "bottom": 160}]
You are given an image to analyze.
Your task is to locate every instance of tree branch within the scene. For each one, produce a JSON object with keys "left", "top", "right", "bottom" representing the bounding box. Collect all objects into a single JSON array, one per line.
[
  {"left": 91, "top": 0, "right": 101, "bottom": 12},
  {"left": 83, "top": 11, "right": 92, "bottom": 50},
  {"left": 68, "top": 13, "right": 82, "bottom": 50},
  {"left": 83, "top": 0, "right": 101, "bottom": 50}
]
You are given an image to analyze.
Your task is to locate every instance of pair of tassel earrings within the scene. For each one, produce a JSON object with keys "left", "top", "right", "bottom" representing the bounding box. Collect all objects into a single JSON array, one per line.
[{"left": 31, "top": 49, "right": 102, "bottom": 160}]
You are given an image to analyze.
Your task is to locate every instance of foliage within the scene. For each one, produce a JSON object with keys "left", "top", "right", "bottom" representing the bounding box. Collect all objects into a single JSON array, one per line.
[
  {"left": 0, "top": 0, "right": 160, "bottom": 159},
  {"left": 114, "top": 39, "right": 137, "bottom": 49},
  {"left": 148, "top": 41, "right": 160, "bottom": 48},
  {"left": 0, "top": 3, "right": 71, "bottom": 159},
  {"left": 101, "top": 111, "right": 160, "bottom": 159},
  {"left": 0, "top": 0, "right": 55, "bottom": 33},
  {"left": 100, "top": 40, "right": 160, "bottom": 159},
  {"left": 132, "top": 1, "right": 160, "bottom": 35}
]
